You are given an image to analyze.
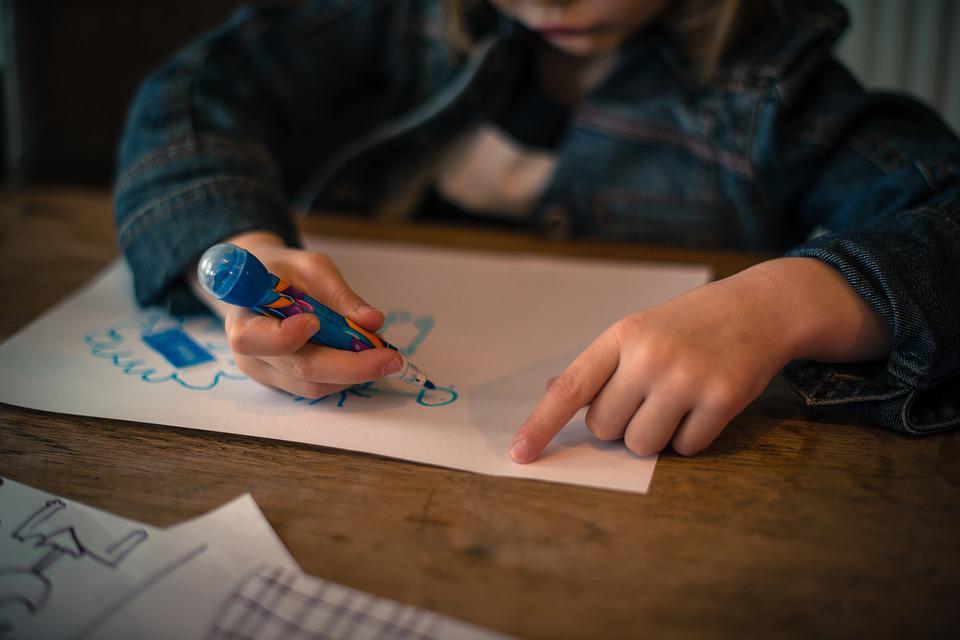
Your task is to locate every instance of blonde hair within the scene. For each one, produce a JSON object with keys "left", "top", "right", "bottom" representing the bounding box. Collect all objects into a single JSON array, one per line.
[{"left": 442, "top": 0, "right": 787, "bottom": 81}]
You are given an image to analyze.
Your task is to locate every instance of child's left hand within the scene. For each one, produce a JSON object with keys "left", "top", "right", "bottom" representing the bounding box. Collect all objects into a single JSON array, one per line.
[{"left": 509, "top": 257, "right": 893, "bottom": 461}]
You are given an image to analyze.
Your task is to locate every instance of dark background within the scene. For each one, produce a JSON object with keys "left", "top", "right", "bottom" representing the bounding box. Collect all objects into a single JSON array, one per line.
[
  {"left": 0, "top": 0, "right": 298, "bottom": 187},
  {"left": 2, "top": 1, "right": 957, "bottom": 188}
]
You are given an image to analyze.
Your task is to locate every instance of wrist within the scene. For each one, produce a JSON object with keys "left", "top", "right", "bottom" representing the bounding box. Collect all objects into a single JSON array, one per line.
[
  {"left": 738, "top": 257, "right": 891, "bottom": 363},
  {"left": 224, "top": 230, "right": 286, "bottom": 252}
]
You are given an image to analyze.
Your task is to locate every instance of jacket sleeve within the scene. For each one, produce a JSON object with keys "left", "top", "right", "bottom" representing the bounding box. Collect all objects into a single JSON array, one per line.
[
  {"left": 114, "top": 0, "right": 391, "bottom": 313},
  {"left": 754, "top": 56, "right": 960, "bottom": 434}
]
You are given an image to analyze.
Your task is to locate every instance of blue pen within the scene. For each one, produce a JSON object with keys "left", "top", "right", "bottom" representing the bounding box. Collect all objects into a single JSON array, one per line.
[{"left": 197, "top": 243, "right": 436, "bottom": 390}]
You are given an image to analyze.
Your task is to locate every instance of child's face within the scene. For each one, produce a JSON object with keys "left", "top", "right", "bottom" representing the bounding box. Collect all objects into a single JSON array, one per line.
[{"left": 488, "top": 0, "right": 668, "bottom": 57}]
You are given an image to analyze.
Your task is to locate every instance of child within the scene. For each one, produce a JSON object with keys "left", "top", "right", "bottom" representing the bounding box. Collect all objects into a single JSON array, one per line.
[{"left": 114, "top": 0, "right": 960, "bottom": 463}]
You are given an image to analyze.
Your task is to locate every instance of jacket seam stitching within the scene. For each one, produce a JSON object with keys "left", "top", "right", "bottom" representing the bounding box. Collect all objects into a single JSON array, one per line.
[
  {"left": 902, "top": 385, "right": 960, "bottom": 431},
  {"left": 784, "top": 373, "right": 909, "bottom": 406},
  {"left": 119, "top": 138, "right": 279, "bottom": 189},
  {"left": 572, "top": 109, "right": 755, "bottom": 178}
]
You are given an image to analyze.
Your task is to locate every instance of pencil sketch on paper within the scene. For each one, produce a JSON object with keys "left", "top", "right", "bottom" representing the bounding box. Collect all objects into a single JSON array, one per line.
[
  {"left": 0, "top": 494, "right": 147, "bottom": 614},
  {"left": 206, "top": 565, "right": 444, "bottom": 640},
  {"left": 0, "top": 476, "right": 500, "bottom": 640},
  {"left": 73, "top": 544, "right": 210, "bottom": 640}
]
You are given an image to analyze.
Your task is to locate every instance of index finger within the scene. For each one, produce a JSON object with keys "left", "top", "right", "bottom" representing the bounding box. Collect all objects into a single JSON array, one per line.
[{"left": 510, "top": 333, "right": 619, "bottom": 463}]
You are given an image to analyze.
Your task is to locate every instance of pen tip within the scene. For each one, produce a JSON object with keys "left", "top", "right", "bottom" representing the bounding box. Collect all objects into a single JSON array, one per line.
[{"left": 424, "top": 380, "right": 436, "bottom": 390}]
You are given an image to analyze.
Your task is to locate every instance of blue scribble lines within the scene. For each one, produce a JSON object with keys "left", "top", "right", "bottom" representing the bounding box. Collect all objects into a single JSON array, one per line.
[
  {"left": 416, "top": 385, "right": 458, "bottom": 407},
  {"left": 295, "top": 381, "right": 379, "bottom": 408},
  {"left": 380, "top": 311, "right": 434, "bottom": 355},
  {"left": 293, "top": 310, "right": 459, "bottom": 409},
  {"left": 293, "top": 381, "right": 458, "bottom": 409},
  {"left": 84, "top": 312, "right": 246, "bottom": 390}
]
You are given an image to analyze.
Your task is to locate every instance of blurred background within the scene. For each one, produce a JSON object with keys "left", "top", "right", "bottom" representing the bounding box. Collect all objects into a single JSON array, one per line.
[{"left": 0, "top": 0, "right": 958, "bottom": 188}]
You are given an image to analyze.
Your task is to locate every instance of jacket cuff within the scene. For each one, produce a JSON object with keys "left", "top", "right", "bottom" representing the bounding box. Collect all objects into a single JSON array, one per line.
[
  {"left": 116, "top": 176, "right": 300, "bottom": 314},
  {"left": 783, "top": 361, "right": 960, "bottom": 434}
]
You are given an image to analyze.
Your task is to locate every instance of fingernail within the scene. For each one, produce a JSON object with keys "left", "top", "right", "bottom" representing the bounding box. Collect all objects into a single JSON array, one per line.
[
  {"left": 382, "top": 358, "right": 403, "bottom": 376},
  {"left": 355, "top": 302, "right": 379, "bottom": 316},
  {"left": 510, "top": 435, "right": 532, "bottom": 463}
]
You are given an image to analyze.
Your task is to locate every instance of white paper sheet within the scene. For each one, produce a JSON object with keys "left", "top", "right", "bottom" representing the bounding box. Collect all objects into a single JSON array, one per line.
[
  {"left": 81, "top": 494, "right": 303, "bottom": 640},
  {"left": 166, "top": 494, "right": 299, "bottom": 569},
  {"left": 0, "top": 238, "right": 711, "bottom": 493},
  {"left": 0, "top": 477, "right": 511, "bottom": 640}
]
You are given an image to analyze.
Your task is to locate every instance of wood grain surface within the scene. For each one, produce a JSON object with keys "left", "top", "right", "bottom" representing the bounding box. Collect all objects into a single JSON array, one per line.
[{"left": 1, "top": 187, "right": 957, "bottom": 639}]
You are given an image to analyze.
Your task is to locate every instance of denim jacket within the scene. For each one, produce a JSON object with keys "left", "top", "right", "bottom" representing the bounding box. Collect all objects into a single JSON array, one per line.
[{"left": 115, "top": 0, "right": 960, "bottom": 435}]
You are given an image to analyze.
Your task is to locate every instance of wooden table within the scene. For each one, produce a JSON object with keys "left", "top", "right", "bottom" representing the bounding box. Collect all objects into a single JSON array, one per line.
[{"left": 2, "top": 187, "right": 958, "bottom": 639}]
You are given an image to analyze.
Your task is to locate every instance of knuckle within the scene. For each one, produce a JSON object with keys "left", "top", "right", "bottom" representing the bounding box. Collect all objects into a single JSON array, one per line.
[
  {"left": 612, "top": 315, "right": 641, "bottom": 339},
  {"left": 234, "top": 356, "right": 257, "bottom": 378},
  {"left": 610, "top": 315, "right": 650, "bottom": 350},
  {"left": 277, "top": 324, "right": 306, "bottom": 353},
  {"left": 666, "top": 373, "right": 696, "bottom": 397},
  {"left": 623, "top": 430, "right": 662, "bottom": 457},
  {"left": 671, "top": 436, "right": 704, "bottom": 457},
  {"left": 329, "top": 287, "right": 358, "bottom": 313},
  {"left": 625, "top": 338, "right": 661, "bottom": 371},
  {"left": 351, "top": 363, "right": 373, "bottom": 386},
  {"left": 584, "top": 410, "right": 624, "bottom": 441},
  {"left": 226, "top": 329, "right": 246, "bottom": 354},
  {"left": 665, "top": 359, "right": 702, "bottom": 389},
  {"left": 304, "top": 252, "right": 334, "bottom": 272},
  {"left": 522, "top": 412, "right": 553, "bottom": 439},
  {"left": 288, "top": 356, "right": 314, "bottom": 381},
  {"left": 703, "top": 382, "right": 742, "bottom": 414},
  {"left": 547, "top": 372, "right": 583, "bottom": 404},
  {"left": 224, "top": 316, "right": 250, "bottom": 353},
  {"left": 299, "top": 381, "right": 331, "bottom": 400}
]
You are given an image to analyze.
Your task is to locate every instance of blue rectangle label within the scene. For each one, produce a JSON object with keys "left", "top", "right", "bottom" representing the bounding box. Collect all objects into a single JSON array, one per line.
[{"left": 142, "top": 328, "right": 215, "bottom": 369}]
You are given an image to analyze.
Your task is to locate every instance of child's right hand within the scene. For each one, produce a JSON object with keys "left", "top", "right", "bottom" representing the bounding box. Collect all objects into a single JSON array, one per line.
[{"left": 197, "top": 231, "right": 404, "bottom": 399}]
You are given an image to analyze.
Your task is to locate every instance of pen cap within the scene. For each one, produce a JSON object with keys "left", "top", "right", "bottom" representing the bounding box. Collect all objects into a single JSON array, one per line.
[{"left": 197, "top": 243, "right": 272, "bottom": 307}]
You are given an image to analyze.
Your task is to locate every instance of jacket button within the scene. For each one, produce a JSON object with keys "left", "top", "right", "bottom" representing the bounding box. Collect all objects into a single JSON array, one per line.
[{"left": 539, "top": 205, "right": 574, "bottom": 242}]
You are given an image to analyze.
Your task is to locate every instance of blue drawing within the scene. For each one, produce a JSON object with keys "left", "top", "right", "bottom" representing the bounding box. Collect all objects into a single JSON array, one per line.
[
  {"left": 380, "top": 311, "right": 435, "bottom": 357},
  {"left": 85, "top": 309, "right": 458, "bottom": 407},
  {"left": 292, "top": 310, "right": 459, "bottom": 409},
  {"left": 84, "top": 312, "right": 246, "bottom": 391},
  {"left": 294, "top": 381, "right": 379, "bottom": 408},
  {"left": 416, "top": 384, "right": 458, "bottom": 407},
  {"left": 294, "top": 382, "right": 458, "bottom": 408}
]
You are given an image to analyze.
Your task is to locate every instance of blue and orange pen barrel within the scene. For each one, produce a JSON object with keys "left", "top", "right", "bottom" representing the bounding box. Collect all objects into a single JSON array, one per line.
[{"left": 197, "top": 243, "right": 435, "bottom": 389}]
